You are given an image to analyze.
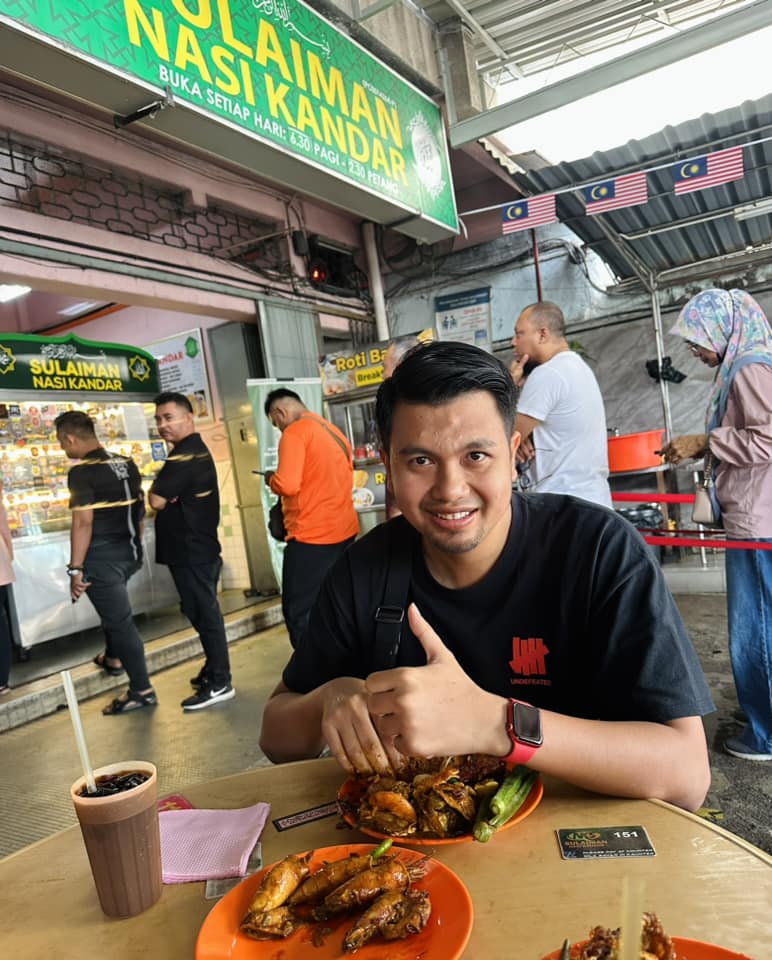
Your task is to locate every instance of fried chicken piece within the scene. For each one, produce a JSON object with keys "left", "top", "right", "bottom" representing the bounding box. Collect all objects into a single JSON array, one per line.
[
  {"left": 240, "top": 906, "right": 301, "bottom": 940},
  {"left": 358, "top": 776, "right": 418, "bottom": 836},
  {"left": 342, "top": 889, "right": 406, "bottom": 952},
  {"left": 579, "top": 912, "right": 675, "bottom": 960},
  {"left": 380, "top": 889, "right": 432, "bottom": 940},
  {"left": 641, "top": 912, "right": 675, "bottom": 960},
  {"left": 243, "top": 852, "right": 312, "bottom": 913}
]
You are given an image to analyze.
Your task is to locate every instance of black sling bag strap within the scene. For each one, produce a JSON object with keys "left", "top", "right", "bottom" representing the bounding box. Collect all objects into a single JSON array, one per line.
[
  {"left": 371, "top": 522, "right": 414, "bottom": 672},
  {"left": 300, "top": 413, "right": 352, "bottom": 465}
]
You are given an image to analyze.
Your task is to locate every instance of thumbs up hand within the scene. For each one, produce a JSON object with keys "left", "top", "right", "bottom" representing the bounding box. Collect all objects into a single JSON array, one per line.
[{"left": 365, "top": 603, "right": 496, "bottom": 759}]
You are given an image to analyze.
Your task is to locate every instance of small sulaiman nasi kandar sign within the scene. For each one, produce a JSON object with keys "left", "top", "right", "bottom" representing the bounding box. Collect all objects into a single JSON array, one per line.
[
  {"left": 272, "top": 802, "right": 340, "bottom": 832},
  {"left": 556, "top": 825, "right": 656, "bottom": 860}
]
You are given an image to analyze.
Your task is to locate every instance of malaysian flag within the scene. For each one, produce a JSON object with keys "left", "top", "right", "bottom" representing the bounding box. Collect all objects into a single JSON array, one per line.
[
  {"left": 584, "top": 172, "right": 648, "bottom": 215},
  {"left": 673, "top": 146, "right": 744, "bottom": 195},
  {"left": 501, "top": 195, "right": 557, "bottom": 234}
]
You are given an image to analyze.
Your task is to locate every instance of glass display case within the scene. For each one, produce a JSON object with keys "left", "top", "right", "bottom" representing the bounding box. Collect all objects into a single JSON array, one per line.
[
  {"left": 0, "top": 399, "right": 164, "bottom": 537},
  {"left": 326, "top": 392, "right": 386, "bottom": 535},
  {"left": 0, "top": 398, "right": 178, "bottom": 650}
]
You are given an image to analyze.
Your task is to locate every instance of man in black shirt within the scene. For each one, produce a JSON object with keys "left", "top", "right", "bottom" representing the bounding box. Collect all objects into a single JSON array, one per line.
[
  {"left": 149, "top": 392, "right": 233, "bottom": 710},
  {"left": 56, "top": 411, "right": 156, "bottom": 715},
  {"left": 260, "top": 342, "right": 714, "bottom": 811}
]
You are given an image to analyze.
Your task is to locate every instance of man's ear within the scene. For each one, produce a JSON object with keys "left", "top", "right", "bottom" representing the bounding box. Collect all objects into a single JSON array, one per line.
[
  {"left": 510, "top": 432, "right": 521, "bottom": 479},
  {"left": 380, "top": 448, "right": 394, "bottom": 495}
]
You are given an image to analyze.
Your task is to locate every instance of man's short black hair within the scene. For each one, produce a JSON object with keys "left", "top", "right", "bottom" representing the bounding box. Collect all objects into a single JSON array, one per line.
[
  {"left": 264, "top": 388, "right": 302, "bottom": 417},
  {"left": 376, "top": 341, "right": 517, "bottom": 449},
  {"left": 154, "top": 391, "right": 193, "bottom": 412},
  {"left": 54, "top": 410, "right": 96, "bottom": 438}
]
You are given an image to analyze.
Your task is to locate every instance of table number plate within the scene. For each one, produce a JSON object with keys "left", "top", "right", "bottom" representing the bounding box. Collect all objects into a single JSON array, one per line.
[{"left": 556, "top": 825, "right": 655, "bottom": 859}]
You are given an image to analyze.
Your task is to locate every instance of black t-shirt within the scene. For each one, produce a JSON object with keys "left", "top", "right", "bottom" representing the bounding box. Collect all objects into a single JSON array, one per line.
[
  {"left": 67, "top": 449, "right": 144, "bottom": 564},
  {"left": 152, "top": 432, "right": 221, "bottom": 566},
  {"left": 284, "top": 493, "right": 714, "bottom": 723}
]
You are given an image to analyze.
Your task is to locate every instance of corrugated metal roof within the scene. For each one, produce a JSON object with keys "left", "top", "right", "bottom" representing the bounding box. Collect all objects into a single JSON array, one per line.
[
  {"left": 511, "top": 93, "right": 772, "bottom": 282},
  {"left": 414, "top": 0, "right": 754, "bottom": 83}
]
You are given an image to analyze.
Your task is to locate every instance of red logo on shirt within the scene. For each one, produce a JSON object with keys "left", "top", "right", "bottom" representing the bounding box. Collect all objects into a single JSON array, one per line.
[{"left": 509, "top": 637, "right": 549, "bottom": 681}]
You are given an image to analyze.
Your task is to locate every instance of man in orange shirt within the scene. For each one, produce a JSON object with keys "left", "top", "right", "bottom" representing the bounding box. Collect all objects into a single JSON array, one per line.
[{"left": 264, "top": 389, "right": 359, "bottom": 648}]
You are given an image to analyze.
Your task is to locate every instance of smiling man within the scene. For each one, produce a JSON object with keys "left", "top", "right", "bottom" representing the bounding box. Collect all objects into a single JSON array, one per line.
[{"left": 259, "top": 342, "right": 714, "bottom": 811}]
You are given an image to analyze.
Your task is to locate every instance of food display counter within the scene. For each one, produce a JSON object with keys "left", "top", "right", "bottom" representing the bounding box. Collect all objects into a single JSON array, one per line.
[
  {"left": 326, "top": 392, "right": 387, "bottom": 528},
  {"left": 319, "top": 332, "right": 434, "bottom": 531},
  {"left": 0, "top": 331, "right": 178, "bottom": 652}
]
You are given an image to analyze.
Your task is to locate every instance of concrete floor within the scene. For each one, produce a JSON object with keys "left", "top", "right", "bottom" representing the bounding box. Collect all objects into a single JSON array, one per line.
[
  {"left": 0, "top": 620, "right": 290, "bottom": 858},
  {"left": 0, "top": 589, "right": 770, "bottom": 860}
]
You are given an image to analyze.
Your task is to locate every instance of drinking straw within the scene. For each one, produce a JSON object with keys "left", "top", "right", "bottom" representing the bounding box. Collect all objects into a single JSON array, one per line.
[
  {"left": 619, "top": 875, "right": 645, "bottom": 960},
  {"left": 61, "top": 670, "right": 97, "bottom": 795}
]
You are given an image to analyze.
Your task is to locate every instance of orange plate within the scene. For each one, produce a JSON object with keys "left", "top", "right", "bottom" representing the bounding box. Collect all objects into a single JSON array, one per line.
[
  {"left": 542, "top": 937, "right": 754, "bottom": 960},
  {"left": 337, "top": 775, "right": 543, "bottom": 845},
  {"left": 196, "top": 843, "right": 473, "bottom": 960}
]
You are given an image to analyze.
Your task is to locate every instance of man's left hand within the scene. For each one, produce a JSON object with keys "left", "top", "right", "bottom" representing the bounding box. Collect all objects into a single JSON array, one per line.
[
  {"left": 69, "top": 571, "right": 90, "bottom": 602},
  {"left": 516, "top": 436, "right": 535, "bottom": 463},
  {"left": 659, "top": 433, "right": 708, "bottom": 464},
  {"left": 365, "top": 603, "right": 491, "bottom": 759}
]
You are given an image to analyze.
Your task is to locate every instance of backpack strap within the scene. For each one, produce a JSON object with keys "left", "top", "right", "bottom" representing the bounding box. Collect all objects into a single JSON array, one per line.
[{"left": 371, "top": 522, "right": 414, "bottom": 672}]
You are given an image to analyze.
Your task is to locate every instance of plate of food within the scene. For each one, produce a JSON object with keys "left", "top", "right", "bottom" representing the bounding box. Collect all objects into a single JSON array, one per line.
[
  {"left": 195, "top": 842, "right": 473, "bottom": 960},
  {"left": 541, "top": 913, "right": 754, "bottom": 960},
  {"left": 337, "top": 754, "right": 543, "bottom": 845}
]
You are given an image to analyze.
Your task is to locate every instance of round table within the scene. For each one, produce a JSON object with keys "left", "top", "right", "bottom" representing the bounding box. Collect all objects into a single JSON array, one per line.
[{"left": 3, "top": 757, "right": 770, "bottom": 958}]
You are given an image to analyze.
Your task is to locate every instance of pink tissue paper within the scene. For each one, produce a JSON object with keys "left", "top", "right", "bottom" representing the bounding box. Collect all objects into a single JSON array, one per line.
[{"left": 159, "top": 801, "right": 271, "bottom": 883}]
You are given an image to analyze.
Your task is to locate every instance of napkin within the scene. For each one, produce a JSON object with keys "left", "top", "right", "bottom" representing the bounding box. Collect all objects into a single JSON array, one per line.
[{"left": 159, "top": 802, "right": 271, "bottom": 883}]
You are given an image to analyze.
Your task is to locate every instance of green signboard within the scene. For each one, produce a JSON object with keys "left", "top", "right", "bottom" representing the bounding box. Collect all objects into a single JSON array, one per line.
[
  {"left": 1, "top": 0, "right": 458, "bottom": 233},
  {"left": 0, "top": 333, "right": 160, "bottom": 396}
]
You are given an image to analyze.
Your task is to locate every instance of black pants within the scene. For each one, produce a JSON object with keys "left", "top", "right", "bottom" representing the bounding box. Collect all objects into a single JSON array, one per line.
[
  {"left": 0, "top": 584, "right": 12, "bottom": 688},
  {"left": 84, "top": 559, "right": 151, "bottom": 693},
  {"left": 169, "top": 561, "right": 231, "bottom": 689},
  {"left": 282, "top": 538, "right": 355, "bottom": 648}
]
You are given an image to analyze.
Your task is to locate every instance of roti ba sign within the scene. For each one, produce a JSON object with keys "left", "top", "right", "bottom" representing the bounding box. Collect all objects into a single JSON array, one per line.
[
  {"left": 1, "top": 0, "right": 457, "bottom": 234},
  {"left": 0, "top": 333, "right": 160, "bottom": 396}
]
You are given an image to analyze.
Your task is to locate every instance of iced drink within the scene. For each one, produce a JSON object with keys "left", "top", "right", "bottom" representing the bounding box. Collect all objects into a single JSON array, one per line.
[{"left": 70, "top": 760, "right": 162, "bottom": 919}]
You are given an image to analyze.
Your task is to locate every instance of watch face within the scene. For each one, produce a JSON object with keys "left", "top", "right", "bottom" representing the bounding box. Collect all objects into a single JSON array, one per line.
[{"left": 515, "top": 702, "right": 543, "bottom": 746}]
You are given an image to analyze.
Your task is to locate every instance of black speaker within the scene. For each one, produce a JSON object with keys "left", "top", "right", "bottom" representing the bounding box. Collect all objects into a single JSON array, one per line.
[
  {"left": 305, "top": 235, "right": 365, "bottom": 297},
  {"left": 291, "top": 230, "right": 309, "bottom": 257}
]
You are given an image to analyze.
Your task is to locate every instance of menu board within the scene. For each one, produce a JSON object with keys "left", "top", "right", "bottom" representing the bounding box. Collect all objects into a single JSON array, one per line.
[{"left": 146, "top": 329, "right": 213, "bottom": 423}]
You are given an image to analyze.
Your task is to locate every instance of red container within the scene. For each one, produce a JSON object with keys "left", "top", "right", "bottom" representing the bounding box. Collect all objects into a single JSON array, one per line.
[{"left": 607, "top": 429, "right": 664, "bottom": 473}]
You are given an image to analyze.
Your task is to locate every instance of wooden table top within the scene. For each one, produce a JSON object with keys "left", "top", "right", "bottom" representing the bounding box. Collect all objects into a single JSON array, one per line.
[{"left": 3, "top": 757, "right": 770, "bottom": 958}]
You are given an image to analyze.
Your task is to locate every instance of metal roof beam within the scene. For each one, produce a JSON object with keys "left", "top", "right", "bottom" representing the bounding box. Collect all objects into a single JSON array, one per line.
[
  {"left": 441, "top": 0, "right": 524, "bottom": 79},
  {"left": 450, "top": 0, "right": 772, "bottom": 146}
]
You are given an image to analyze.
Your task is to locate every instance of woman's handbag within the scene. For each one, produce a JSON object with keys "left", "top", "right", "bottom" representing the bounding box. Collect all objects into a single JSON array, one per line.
[
  {"left": 268, "top": 500, "right": 287, "bottom": 541},
  {"left": 692, "top": 452, "right": 717, "bottom": 526}
]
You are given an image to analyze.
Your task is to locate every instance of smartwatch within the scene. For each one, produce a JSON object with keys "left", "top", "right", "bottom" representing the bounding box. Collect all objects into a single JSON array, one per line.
[{"left": 502, "top": 699, "right": 543, "bottom": 767}]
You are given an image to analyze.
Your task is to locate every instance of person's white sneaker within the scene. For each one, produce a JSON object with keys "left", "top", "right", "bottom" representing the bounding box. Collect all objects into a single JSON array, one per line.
[
  {"left": 724, "top": 736, "right": 772, "bottom": 761},
  {"left": 181, "top": 684, "right": 235, "bottom": 711}
]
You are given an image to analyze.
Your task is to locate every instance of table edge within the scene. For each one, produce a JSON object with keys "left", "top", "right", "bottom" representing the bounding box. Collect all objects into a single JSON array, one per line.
[{"left": 647, "top": 797, "right": 772, "bottom": 864}]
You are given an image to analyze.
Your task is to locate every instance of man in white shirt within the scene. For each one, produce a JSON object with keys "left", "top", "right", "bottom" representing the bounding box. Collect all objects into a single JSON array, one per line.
[{"left": 511, "top": 301, "right": 612, "bottom": 508}]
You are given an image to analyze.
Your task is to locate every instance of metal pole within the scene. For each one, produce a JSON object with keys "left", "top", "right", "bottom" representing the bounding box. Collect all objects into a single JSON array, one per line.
[
  {"left": 649, "top": 278, "right": 673, "bottom": 440},
  {"left": 531, "top": 229, "right": 543, "bottom": 301},
  {"left": 362, "top": 222, "right": 389, "bottom": 340}
]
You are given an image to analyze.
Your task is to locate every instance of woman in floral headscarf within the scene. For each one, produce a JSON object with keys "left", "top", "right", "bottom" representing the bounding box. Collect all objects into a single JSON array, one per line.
[{"left": 661, "top": 289, "right": 772, "bottom": 761}]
